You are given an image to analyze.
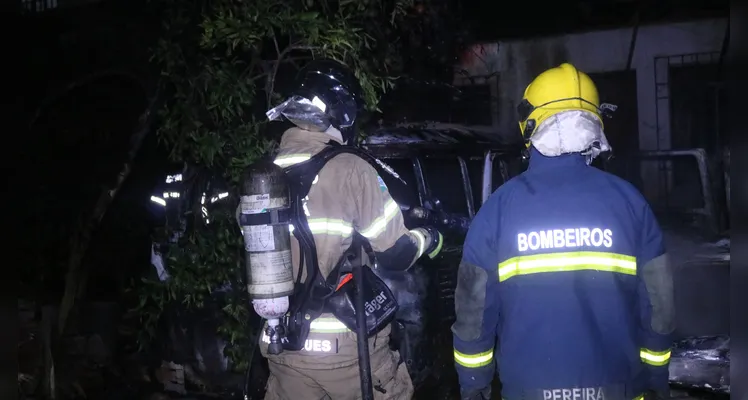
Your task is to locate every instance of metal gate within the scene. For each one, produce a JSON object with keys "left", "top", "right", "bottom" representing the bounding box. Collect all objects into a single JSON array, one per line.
[
  {"left": 654, "top": 52, "right": 722, "bottom": 150},
  {"left": 646, "top": 52, "right": 728, "bottom": 231}
]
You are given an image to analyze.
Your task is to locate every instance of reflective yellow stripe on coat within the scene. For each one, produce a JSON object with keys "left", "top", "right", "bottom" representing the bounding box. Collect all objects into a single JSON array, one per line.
[
  {"left": 307, "top": 218, "right": 354, "bottom": 237},
  {"left": 276, "top": 152, "right": 404, "bottom": 244},
  {"left": 274, "top": 153, "right": 312, "bottom": 167},
  {"left": 498, "top": 251, "right": 637, "bottom": 282},
  {"left": 359, "top": 198, "right": 400, "bottom": 239},
  {"left": 640, "top": 348, "right": 671, "bottom": 366},
  {"left": 409, "top": 228, "right": 428, "bottom": 257},
  {"left": 453, "top": 349, "right": 494, "bottom": 368},
  {"left": 309, "top": 317, "right": 350, "bottom": 333}
]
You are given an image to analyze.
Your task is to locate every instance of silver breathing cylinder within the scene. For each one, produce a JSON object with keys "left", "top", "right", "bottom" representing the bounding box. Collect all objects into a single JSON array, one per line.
[{"left": 239, "top": 159, "right": 295, "bottom": 354}]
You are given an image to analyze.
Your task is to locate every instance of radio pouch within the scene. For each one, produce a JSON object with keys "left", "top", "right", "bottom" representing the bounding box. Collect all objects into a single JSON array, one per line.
[{"left": 324, "top": 239, "right": 399, "bottom": 337}]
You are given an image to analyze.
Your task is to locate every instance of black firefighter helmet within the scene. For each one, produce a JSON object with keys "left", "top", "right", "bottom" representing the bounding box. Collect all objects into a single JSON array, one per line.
[{"left": 291, "top": 59, "right": 366, "bottom": 143}]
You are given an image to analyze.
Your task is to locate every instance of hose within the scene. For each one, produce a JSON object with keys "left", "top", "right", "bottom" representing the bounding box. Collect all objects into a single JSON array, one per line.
[
  {"left": 242, "top": 322, "right": 266, "bottom": 400},
  {"left": 351, "top": 241, "right": 375, "bottom": 400}
]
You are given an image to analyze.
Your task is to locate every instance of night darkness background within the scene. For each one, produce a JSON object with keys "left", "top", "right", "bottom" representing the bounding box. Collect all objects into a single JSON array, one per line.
[
  {"left": 11, "top": 0, "right": 732, "bottom": 399},
  {"left": 12, "top": 0, "right": 729, "bottom": 286}
]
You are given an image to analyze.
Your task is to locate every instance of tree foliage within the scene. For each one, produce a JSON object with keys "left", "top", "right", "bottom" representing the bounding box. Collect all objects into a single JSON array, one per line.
[
  {"left": 152, "top": 0, "right": 415, "bottom": 183},
  {"left": 133, "top": 0, "right": 418, "bottom": 372}
]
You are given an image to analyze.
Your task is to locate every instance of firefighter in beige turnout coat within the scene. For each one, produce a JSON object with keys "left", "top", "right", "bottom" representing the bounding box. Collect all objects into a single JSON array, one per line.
[{"left": 259, "top": 60, "right": 443, "bottom": 400}]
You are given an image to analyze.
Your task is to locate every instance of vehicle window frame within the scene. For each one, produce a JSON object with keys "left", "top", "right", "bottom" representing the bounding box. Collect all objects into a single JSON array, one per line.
[
  {"left": 489, "top": 152, "right": 511, "bottom": 192},
  {"left": 480, "top": 150, "right": 492, "bottom": 206},
  {"left": 458, "top": 156, "right": 476, "bottom": 218},
  {"left": 463, "top": 155, "right": 486, "bottom": 215},
  {"left": 417, "top": 154, "right": 474, "bottom": 218},
  {"left": 379, "top": 156, "right": 426, "bottom": 208}
]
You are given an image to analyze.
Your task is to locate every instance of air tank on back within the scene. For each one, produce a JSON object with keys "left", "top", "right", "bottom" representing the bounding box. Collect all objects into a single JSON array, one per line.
[{"left": 239, "top": 158, "right": 294, "bottom": 354}]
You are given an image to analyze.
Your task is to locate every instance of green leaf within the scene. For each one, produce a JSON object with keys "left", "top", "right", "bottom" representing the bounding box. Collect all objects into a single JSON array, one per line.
[{"left": 299, "top": 11, "right": 319, "bottom": 21}]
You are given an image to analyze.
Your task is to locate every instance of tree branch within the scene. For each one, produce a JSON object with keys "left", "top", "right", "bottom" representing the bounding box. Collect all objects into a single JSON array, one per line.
[
  {"left": 57, "top": 86, "right": 159, "bottom": 336},
  {"left": 266, "top": 41, "right": 319, "bottom": 108}
]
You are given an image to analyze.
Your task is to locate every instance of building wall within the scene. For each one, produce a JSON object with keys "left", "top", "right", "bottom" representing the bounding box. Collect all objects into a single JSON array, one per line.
[{"left": 454, "top": 18, "right": 727, "bottom": 151}]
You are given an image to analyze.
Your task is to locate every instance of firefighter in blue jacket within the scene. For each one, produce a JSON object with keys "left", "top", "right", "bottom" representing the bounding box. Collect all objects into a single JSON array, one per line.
[{"left": 452, "top": 63, "right": 675, "bottom": 400}]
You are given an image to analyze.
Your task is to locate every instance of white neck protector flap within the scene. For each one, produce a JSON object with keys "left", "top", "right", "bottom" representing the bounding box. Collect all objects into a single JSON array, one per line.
[{"left": 530, "top": 110, "right": 612, "bottom": 164}]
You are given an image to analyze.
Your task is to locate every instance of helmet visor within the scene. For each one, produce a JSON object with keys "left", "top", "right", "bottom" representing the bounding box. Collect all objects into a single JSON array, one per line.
[
  {"left": 266, "top": 95, "right": 331, "bottom": 132},
  {"left": 324, "top": 85, "right": 359, "bottom": 129},
  {"left": 517, "top": 99, "right": 535, "bottom": 123}
]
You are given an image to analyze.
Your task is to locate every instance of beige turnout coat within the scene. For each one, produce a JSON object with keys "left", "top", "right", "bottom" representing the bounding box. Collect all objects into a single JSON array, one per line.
[{"left": 259, "top": 128, "right": 425, "bottom": 399}]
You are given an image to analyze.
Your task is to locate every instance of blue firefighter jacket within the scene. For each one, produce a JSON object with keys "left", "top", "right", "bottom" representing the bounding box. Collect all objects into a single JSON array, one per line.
[{"left": 452, "top": 148, "right": 672, "bottom": 400}]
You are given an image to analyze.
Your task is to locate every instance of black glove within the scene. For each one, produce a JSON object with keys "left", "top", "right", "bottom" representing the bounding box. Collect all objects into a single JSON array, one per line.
[{"left": 461, "top": 386, "right": 491, "bottom": 400}]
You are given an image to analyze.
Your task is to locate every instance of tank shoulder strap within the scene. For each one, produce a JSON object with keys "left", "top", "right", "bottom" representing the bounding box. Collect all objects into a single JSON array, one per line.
[
  {"left": 283, "top": 141, "right": 407, "bottom": 200},
  {"left": 281, "top": 141, "right": 407, "bottom": 266},
  {"left": 281, "top": 142, "right": 405, "bottom": 312}
]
